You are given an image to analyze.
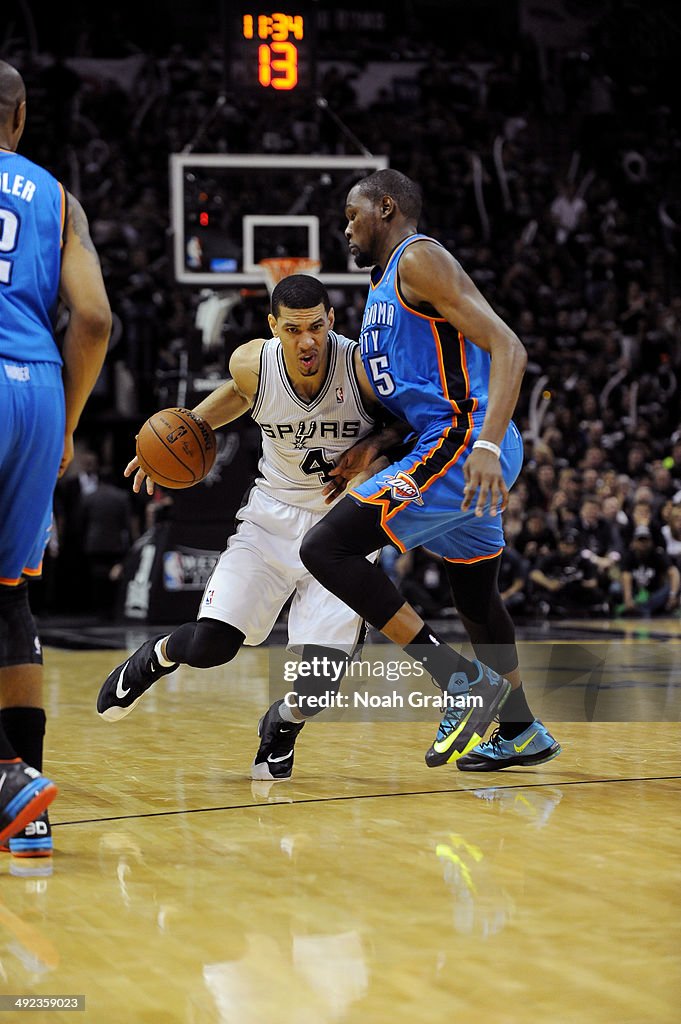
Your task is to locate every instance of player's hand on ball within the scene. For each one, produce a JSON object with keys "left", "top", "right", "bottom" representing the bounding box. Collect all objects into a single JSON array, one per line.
[{"left": 124, "top": 452, "right": 155, "bottom": 495}]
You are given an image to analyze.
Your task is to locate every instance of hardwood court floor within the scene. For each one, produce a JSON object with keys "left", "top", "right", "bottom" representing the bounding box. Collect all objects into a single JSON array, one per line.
[{"left": 0, "top": 640, "right": 679, "bottom": 1024}]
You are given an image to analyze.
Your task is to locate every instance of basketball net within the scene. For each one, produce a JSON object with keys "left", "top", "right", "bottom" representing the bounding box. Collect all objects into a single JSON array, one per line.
[{"left": 258, "top": 256, "right": 322, "bottom": 296}]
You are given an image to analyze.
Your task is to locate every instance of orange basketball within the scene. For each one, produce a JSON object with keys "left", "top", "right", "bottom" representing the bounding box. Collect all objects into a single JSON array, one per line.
[{"left": 136, "top": 408, "right": 216, "bottom": 489}]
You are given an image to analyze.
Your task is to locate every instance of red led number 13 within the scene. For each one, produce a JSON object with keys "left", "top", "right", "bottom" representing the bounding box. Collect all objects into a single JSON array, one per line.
[{"left": 258, "top": 42, "right": 298, "bottom": 90}]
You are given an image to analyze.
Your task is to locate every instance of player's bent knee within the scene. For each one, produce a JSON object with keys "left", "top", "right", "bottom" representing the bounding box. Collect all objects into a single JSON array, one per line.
[
  {"left": 299, "top": 521, "right": 332, "bottom": 579},
  {"left": 0, "top": 582, "right": 42, "bottom": 668},
  {"left": 180, "top": 619, "right": 245, "bottom": 669}
]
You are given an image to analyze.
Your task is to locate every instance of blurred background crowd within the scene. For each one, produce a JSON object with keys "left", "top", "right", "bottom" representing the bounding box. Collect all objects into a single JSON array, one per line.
[{"left": 3, "top": 0, "right": 680, "bottom": 622}]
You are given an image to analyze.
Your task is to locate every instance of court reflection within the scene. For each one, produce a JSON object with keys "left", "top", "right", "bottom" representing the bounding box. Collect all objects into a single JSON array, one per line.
[{"left": 436, "top": 786, "right": 563, "bottom": 938}]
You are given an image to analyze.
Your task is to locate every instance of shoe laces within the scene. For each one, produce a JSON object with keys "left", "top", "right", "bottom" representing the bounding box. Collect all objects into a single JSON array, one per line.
[{"left": 480, "top": 727, "right": 503, "bottom": 753}]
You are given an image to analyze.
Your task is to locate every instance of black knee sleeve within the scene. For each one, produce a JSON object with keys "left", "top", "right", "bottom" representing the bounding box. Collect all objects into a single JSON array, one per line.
[
  {"left": 293, "top": 645, "right": 350, "bottom": 718},
  {"left": 0, "top": 583, "right": 42, "bottom": 667},
  {"left": 300, "top": 498, "right": 405, "bottom": 630},
  {"left": 445, "top": 556, "right": 518, "bottom": 676},
  {"left": 165, "top": 618, "right": 244, "bottom": 669}
]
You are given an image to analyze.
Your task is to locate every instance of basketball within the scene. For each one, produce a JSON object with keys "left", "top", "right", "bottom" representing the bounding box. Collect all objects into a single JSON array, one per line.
[{"left": 136, "top": 408, "right": 216, "bottom": 488}]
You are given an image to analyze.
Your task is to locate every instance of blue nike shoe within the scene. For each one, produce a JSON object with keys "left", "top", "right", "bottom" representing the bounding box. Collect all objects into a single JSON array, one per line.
[
  {"left": 425, "top": 661, "right": 511, "bottom": 767},
  {"left": 456, "top": 720, "right": 561, "bottom": 771}
]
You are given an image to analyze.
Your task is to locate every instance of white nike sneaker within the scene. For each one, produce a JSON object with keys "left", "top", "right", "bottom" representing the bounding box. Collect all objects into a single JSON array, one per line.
[
  {"left": 96, "top": 636, "right": 177, "bottom": 721},
  {"left": 250, "top": 700, "right": 305, "bottom": 781}
]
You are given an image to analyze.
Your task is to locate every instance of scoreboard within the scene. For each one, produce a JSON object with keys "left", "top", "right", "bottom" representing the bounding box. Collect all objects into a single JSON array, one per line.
[{"left": 229, "top": 6, "right": 315, "bottom": 93}]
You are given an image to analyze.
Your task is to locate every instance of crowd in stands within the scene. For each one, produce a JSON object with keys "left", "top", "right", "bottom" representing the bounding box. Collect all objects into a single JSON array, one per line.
[{"left": 6, "top": 2, "right": 680, "bottom": 621}]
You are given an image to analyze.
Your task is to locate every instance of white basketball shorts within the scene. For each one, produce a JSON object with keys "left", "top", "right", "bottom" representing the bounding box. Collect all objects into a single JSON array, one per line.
[{"left": 198, "top": 486, "right": 366, "bottom": 649}]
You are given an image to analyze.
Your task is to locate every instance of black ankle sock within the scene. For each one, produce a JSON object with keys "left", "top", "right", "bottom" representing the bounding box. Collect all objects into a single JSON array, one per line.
[
  {"left": 404, "top": 625, "right": 478, "bottom": 690},
  {"left": 0, "top": 725, "right": 17, "bottom": 760},
  {"left": 498, "top": 685, "right": 534, "bottom": 740},
  {"left": 0, "top": 707, "right": 46, "bottom": 771}
]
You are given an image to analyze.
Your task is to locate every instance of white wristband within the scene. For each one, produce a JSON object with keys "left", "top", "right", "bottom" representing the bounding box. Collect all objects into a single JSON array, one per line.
[{"left": 472, "top": 439, "right": 501, "bottom": 459}]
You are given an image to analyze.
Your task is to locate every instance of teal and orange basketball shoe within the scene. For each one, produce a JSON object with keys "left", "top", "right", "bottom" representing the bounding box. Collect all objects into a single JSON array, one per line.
[
  {"left": 456, "top": 720, "right": 561, "bottom": 771},
  {"left": 0, "top": 760, "right": 57, "bottom": 848},
  {"left": 425, "top": 661, "right": 512, "bottom": 767},
  {"left": 5, "top": 811, "right": 52, "bottom": 857}
]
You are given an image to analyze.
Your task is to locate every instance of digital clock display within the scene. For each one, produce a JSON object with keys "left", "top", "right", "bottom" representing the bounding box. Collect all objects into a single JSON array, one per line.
[{"left": 235, "top": 10, "right": 313, "bottom": 92}]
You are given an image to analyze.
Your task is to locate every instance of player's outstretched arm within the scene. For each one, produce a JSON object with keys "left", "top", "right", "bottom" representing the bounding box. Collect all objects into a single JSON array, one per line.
[
  {"left": 398, "top": 242, "right": 527, "bottom": 517},
  {"left": 58, "top": 192, "right": 112, "bottom": 476},
  {"left": 192, "top": 338, "right": 263, "bottom": 429}
]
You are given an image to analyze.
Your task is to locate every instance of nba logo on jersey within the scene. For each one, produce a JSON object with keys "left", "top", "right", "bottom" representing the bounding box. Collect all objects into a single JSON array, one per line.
[
  {"left": 385, "top": 471, "right": 424, "bottom": 505},
  {"left": 205, "top": 589, "right": 214, "bottom": 606},
  {"left": 335, "top": 386, "right": 344, "bottom": 403}
]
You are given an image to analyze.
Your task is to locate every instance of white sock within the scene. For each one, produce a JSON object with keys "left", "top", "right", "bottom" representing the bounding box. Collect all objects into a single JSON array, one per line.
[
  {"left": 154, "top": 637, "right": 176, "bottom": 668},
  {"left": 278, "top": 700, "right": 304, "bottom": 724}
]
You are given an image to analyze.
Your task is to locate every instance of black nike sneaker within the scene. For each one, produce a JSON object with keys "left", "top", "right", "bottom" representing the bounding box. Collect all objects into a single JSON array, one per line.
[
  {"left": 250, "top": 700, "right": 305, "bottom": 781},
  {"left": 96, "top": 636, "right": 177, "bottom": 721}
]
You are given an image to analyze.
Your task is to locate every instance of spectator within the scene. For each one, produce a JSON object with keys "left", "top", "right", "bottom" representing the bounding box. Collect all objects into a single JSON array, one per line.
[
  {"left": 530, "top": 529, "right": 609, "bottom": 617},
  {"left": 576, "top": 495, "right": 622, "bottom": 584},
  {"left": 617, "top": 526, "right": 680, "bottom": 617},
  {"left": 661, "top": 504, "right": 681, "bottom": 567},
  {"left": 498, "top": 546, "right": 530, "bottom": 616},
  {"left": 81, "top": 472, "right": 136, "bottom": 618},
  {"left": 515, "top": 508, "right": 557, "bottom": 561}
]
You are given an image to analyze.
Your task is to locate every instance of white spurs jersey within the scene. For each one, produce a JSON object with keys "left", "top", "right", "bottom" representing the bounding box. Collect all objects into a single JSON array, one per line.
[{"left": 250, "top": 331, "right": 375, "bottom": 513}]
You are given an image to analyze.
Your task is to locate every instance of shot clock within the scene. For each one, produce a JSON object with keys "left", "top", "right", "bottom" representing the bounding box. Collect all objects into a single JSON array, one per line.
[{"left": 229, "top": 6, "right": 316, "bottom": 93}]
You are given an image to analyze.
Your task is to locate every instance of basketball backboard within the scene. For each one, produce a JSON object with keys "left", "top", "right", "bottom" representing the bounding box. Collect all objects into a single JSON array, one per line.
[{"left": 170, "top": 153, "right": 389, "bottom": 287}]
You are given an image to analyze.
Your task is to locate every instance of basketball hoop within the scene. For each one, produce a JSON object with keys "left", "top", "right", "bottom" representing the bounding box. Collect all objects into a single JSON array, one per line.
[{"left": 258, "top": 256, "right": 322, "bottom": 296}]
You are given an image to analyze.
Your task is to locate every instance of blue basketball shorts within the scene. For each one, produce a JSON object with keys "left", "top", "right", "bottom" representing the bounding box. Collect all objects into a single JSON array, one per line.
[
  {"left": 0, "top": 359, "right": 65, "bottom": 584},
  {"left": 350, "top": 413, "right": 523, "bottom": 562}
]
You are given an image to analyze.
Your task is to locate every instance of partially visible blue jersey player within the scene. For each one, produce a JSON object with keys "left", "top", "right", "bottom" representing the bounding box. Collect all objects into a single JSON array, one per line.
[{"left": 0, "top": 59, "right": 111, "bottom": 855}]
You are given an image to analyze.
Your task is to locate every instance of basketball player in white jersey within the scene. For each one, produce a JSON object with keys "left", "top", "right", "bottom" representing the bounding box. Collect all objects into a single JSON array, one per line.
[{"left": 97, "top": 275, "right": 403, "bottom": 779}]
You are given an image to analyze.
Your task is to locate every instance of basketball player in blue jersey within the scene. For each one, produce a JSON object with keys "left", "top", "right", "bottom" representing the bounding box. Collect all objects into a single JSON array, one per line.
[
  {"left": 0, "top": 61, "right": 112, "bottom": 855},
  {"left": 300, "top": 169, "right": 561, "bottom": 770}
]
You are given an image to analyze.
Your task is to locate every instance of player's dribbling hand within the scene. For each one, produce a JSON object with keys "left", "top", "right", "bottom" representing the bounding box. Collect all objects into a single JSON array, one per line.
[
  {"left": 461, "top": 449, "right": 508, "bottom": 517},
  {"left": 124, "top": 452, "right": 155, "bottom": 495}
]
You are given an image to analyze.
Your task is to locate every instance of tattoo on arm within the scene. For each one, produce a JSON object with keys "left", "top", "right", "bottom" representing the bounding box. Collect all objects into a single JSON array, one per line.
[{"left": 67, "top": 192, "right": 100, "bottom": 260}]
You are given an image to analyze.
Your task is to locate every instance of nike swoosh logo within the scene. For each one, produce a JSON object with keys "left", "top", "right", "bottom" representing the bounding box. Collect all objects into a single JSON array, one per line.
[
  {"left": 514, "top": 731, "right": 538, "bottom": 753},
  {"left": 267, "top": 751, "right": 293, "bottom": 763},
  {"left": 115, "top": 663, "right": 131, "bottom": 699},
  {"left": 433, "top": 708, "right": 474, "bottom": 753}
]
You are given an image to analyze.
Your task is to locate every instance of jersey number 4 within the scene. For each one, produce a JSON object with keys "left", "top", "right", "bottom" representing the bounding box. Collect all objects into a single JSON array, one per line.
[
  {"left": 300, "top": 447, "right": 335, "bottom": 482},
  {"left": 0, "top": 208, "right": 20, "bottom": 285}
]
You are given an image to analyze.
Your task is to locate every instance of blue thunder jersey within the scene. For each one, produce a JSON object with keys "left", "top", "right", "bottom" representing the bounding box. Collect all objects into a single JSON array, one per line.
[
  {"left": 352, "top": 233, "right": 524, "bottom": 559},
  {"left": 0, "top": 149, "right": 66, "bottom": 364},
  {"left": 358, "top": 234, "right": 490, "bottom": 439}
]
